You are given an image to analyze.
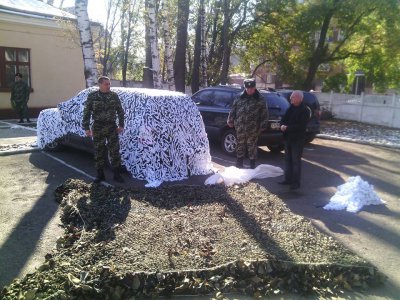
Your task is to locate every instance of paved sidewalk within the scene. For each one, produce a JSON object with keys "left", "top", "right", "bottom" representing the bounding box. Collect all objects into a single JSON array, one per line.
[{"left": 0, "top": 120, "right": 38, "bottom": 155}]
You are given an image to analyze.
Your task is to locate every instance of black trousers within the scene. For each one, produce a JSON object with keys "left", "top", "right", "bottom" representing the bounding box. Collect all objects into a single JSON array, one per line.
[{"left": 283, "top": 139, "right": 304, "bottom": 185}]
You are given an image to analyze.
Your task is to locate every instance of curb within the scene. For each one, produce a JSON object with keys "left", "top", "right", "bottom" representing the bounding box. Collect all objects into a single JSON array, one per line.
[
  {"left": 0, "top": 147, "right": 41, "bottom": 156},
  {"left": 317, "top": 134, "right": 400, "bottom": 150},
  {"left": 0, "top": 120, "right": 37, "bottom": 132}
]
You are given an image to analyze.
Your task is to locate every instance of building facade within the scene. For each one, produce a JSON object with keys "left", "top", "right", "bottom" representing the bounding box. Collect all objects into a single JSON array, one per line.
[{"left": 0, "top": 0, "right": 86, "bottom": 118}]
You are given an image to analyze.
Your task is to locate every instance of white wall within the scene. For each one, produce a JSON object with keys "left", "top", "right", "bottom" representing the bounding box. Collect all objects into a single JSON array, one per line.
[{"left": 316, "top": 92, "right": 400, "bottom": 128}]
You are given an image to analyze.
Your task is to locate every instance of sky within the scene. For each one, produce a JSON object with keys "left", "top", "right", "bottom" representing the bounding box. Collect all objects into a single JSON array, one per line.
[{"left": 53, "top": 0, "right": 107, "bottom": 24}]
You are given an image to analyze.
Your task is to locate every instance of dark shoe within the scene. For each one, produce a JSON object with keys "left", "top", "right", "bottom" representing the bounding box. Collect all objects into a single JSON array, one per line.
[
  {"left": 278, "top": 181, "right": 291, "bottom": 185},
  {"left": 26, "top": 119, "right": 31, "bottom": 123},
  {"left": 18, "top": 120, "right": 24, "bottom": 124},
  {"left": 236, "top": 158, "right": 244, "bottom": 168},
  {"left": 290, "top": 183, "right": 300, "bottom": 190},
  {"left": 250, "top": 159, "right": 256, "bottom": 169},
  {"left": 94, "top": 169, "right": 105, "bottom": 183},
  {"left": 113, "top": 168, "right": 124, "bottom": 183}
]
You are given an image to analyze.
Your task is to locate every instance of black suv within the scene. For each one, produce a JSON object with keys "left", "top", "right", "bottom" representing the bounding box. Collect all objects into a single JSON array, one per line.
[
  {"left": 192, "top": 86, "right": 290, "bottom": 155},
  {"left": 277, "top": 89, "right": 321, "bottom": 143}
]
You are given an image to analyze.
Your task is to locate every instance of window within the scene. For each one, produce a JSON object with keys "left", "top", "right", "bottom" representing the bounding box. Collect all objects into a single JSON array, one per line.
[
  {"left": 193, "top": 90, "right": 214, "bottom": 106},
  {"left": 213, "top": 90, "right": 234, "bottom": 108},
  {"left": 0, "top": 47, "right": 31, "bottom": 91}
]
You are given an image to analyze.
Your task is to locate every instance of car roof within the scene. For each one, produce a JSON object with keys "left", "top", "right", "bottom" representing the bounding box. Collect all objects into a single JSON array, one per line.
[
  {"left": 276, "top": 89, "right": 319, "bottom": 103},
  {"left": 193, "top": 85, "right": 279, "bottom": 95}
]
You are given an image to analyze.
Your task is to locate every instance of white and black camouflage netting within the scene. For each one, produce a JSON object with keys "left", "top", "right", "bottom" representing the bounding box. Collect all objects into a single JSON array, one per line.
[{"left": 37, "top": 87, "right": 213, "bottom": 186}]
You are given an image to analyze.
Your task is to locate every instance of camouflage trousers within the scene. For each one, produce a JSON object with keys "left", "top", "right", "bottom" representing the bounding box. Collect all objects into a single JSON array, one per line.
[
  {"left": 236, "top": 130, "right": 259, "bottom": 160},
  {"left": 11, "top": 100, "right": 28, "bottom": 120},
  {"left": 92, "top": 122, "right": 121, "bottom": 170}
]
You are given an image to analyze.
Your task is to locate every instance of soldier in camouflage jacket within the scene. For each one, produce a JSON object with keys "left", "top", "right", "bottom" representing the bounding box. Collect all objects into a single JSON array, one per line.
[
  {"left": 10, "top": 73, "right": 30, "bottom": 123},
  {"left": 82, "top": 76, "right": 125, "bottom": 183},
  {"left": 227, "top": 78, "right": 269, "bottom": 169}
]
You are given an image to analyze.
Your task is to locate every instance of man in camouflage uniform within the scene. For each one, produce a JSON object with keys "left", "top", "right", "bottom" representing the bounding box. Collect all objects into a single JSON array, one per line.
[
  {"left": 83, "top": 76, "right": 125, "bottom": 183},
  {"left": 227, "top": 78, "right": 269, "bottom": 169},
  {"left": 10, "top": 73, "right": 30, "bottom": 123}
]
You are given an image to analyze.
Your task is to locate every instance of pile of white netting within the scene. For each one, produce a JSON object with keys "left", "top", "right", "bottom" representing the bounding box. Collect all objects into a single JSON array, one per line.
[
  {"left": 205, "top": 165, "right": 283, "bottom": 186},
  {"left": 37, "top": 87, "right": 213, "bottom": 186},
  {"left": 323, "top": 176, "right": 385, "bottom": 213}
]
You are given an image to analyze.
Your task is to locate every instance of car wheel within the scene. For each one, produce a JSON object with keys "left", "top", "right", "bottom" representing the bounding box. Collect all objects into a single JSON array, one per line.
[
  {"left": 267, "top": 144, "right": 284, "bottom": 153},
  {"left": 44, "top": 140, "right": 63, "bottom": 151},
  {"left": 221, "top": 129, "right": 237, "bottom": 156}
]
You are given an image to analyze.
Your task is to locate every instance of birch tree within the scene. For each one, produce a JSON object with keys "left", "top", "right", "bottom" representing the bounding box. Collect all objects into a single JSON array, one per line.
[
  {"left": 148, "top": 0, "right": 163, "bottom": 89},
  {"left": 75, "top": 0, "right": 98, "bottom": 87},
  {"left": 161, "top": 0, "right": 175, "bottom": 90}
]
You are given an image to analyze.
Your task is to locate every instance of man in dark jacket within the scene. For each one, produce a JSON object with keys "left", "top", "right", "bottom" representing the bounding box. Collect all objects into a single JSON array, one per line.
[
  {"left": 279, "top": 90, "right": 310, "bottom": 190},
  {"left": 227, "top": 78, "right": 269, "bottom": 169},
  {"left": 82, "top": 76, "right": 125, "bottom": 183}
]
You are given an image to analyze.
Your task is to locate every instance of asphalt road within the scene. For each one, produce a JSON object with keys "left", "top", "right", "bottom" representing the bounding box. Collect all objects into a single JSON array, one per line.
[{"left": 0, "top": 135, "right": 399, "bottom": 299}]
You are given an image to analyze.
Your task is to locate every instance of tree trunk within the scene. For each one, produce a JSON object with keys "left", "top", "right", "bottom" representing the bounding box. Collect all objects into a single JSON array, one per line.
[
  {"left": 161, "top": 0, "right": 175, "bottom": 90},
  {"left": 200, "top": 0, "right": 207, "bottom": 87},
  {"left": 75, "top": 0, "right": 98, "bottom": 87},
  {"left": 174, "top": 0, "right": 190, "bottom": 93},
  {"left": 191, "top": 1, "right": 202, "bottom": 94},
  {"left": 122, "top": 5, "right": 133, "bottom": 87},
  {"left": 219, "top": 0, "right": 230, "bottom": 85},
  {"left": 302, "top": 4, "right": 335, "bottom": 90},
  {"left": 143, "top": 0, "right": 154, "bottom": 88},
  {"left": 148, "top": 0, "right": 162, "bottom": 89},
  {"left": 101, "top": 0, "right": 121, "bottom": 76},
  {"left": 121, "top": 0, "right": 136, "bottom": 87}
]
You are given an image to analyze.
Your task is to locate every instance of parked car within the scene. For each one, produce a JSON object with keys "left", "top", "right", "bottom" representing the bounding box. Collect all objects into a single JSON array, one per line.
[
  {"left": 37, "top": 87, "right": 213, "bottom": 184},
  {"left": 191, "top": 86, "right": 290, "bottom": 155},
  {"left": 276, "top": 89, "right": 321, "bottom": 142}
]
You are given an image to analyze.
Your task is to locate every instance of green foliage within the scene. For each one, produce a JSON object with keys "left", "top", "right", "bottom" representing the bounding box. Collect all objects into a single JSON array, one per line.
[
  {"left": 238, "top": 0, "right": 400, "bottom": 91},
  {"left": 321, "top": 73, "right": 347, "bottom": 93}
]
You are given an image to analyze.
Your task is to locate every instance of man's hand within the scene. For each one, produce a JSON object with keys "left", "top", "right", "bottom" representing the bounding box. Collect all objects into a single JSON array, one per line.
[
  {"left": 117, "top": 127, "right": 124, "bottom": 134},
  {"left": 85, "top": 130, "right": 92, "bottom": 137},
  {"left": 280, "top": 125, "right": 287, "bottom": 132}
]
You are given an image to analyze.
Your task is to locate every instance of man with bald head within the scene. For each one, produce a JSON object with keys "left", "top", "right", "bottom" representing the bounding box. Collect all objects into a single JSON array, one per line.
[{"left": 279, "top": 90, "right": 310, "bottom": 190}]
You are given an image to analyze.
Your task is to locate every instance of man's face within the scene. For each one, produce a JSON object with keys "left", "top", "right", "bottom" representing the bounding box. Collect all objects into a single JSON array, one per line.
[
  {"left": 246, "top": 86, "right": 256, "bottom": 95},
  {"left": 15, "top": 76, "right": 21, "bottom": 82},
  {"left": 290, "top": 93, "right": 303, "bottom": 106},
  {"left": 99, "top": 80, "right": 111, "bottom": 93}
]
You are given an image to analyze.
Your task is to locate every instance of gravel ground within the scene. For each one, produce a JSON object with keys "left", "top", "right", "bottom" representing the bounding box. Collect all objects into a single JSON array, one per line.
[{"left": 319, "top": 119, "right": 400, "bottom": 148}]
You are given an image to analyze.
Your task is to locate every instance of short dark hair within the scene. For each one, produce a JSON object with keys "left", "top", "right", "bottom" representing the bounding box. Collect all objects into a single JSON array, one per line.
[
  {"left": 98, "top": 76, "right": 110, "bottom": 84},
  {"left": 15, "top": 73, "right": 23, "bottom": 78}
]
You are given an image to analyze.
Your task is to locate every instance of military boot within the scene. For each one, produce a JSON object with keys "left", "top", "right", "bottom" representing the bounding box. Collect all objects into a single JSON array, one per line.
[
  {"left": 94, "top": 169, "right": 105, "bottom": 183},
  {"left": 236, "top": 158, "right": 244, "bottom": 168},
  {"left": 250, "top": 159, "right": 256, "bottom": 169},
  {"left": 113, "top": 168, "right": 124, "bottom": 183}
]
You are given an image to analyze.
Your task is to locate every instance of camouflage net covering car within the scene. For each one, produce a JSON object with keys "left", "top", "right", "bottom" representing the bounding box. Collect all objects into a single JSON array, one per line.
[{"left": 37, "top": 88, "right": 213, "bottom": 185}]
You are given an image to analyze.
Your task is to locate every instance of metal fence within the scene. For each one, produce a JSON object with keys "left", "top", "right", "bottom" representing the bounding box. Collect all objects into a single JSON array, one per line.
[{"left": 316, "top": 92, "right": 400, "bottom": 129}]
